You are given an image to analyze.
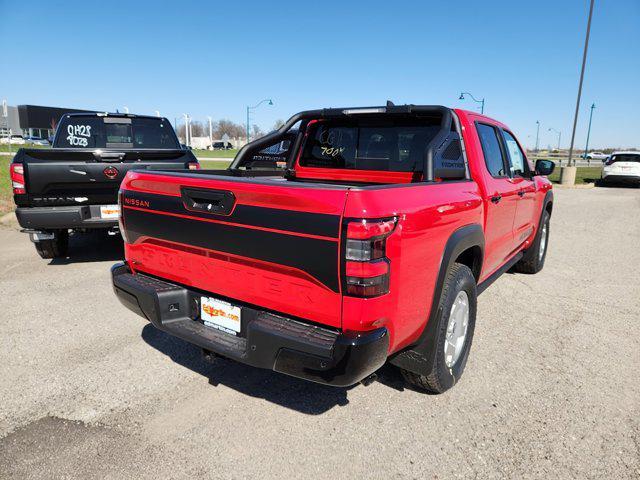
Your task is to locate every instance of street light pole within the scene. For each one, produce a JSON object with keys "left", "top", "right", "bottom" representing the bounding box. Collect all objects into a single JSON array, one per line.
[
  {"left": 246, "top": 99, "right": 274, "bottom": 144},
  {"left": 459, "top": 92, "right": 485, "bottom": 114},
  {"left": 548, "top": 127, "right": 562, "bottom": 150},
  {"left": 535, "top": 121, "right": 540, "bottom": 152},
  {"left": 584, "top": 103, "right": 596, "bottom": 158},
  {"left": 567, "top": 0, "right": 595, "bottom": 169},
  {"left": 207, "top": 116, "right": 213, "bottom": 144}
]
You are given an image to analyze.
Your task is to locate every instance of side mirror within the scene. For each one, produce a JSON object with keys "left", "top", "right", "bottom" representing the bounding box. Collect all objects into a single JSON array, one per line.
[{"left": 535, "top": 159, "right": 555, "bottom": 176}]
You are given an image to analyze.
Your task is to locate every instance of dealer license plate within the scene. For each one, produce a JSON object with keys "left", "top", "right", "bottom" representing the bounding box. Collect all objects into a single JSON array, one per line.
[
  {"left": 200, "top": 297, "right": 241, "bottom": 335},
  {"left": 100, "top": 205, "right": 120, "bottom": 219}
]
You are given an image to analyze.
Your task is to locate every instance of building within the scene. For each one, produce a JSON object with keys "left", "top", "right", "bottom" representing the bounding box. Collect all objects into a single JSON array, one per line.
[{"left": 1, "top": 104, "right": 96, "bottom": 140}]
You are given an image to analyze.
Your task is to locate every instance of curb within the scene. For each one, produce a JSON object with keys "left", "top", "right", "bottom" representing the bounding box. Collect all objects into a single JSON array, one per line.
[
  {"left": 552, "top": 183, "right": 596, "bottom": 189},
  {"left": 0, "top": 212, "right": 17, "bottom": 226}
]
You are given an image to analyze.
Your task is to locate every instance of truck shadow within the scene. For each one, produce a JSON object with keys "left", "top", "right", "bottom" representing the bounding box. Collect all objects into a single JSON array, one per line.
[
  {"left": 140, "top": 323, "right": 408, "bottom": 414},
  {"left": 49, "top": 231, "right": 124, "bottom": 265}
]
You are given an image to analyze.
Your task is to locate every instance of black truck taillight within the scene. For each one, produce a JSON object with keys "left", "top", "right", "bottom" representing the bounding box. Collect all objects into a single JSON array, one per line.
[
  {"left": 118, "top": 190, "right": 128, "bottom": 243},
  {"left": 344, "top": 218, "right": 396, "bottom": 297},
  {"left": 187, "top": 162, "right": 200, "bottom": 170},
  {"left": 10, "top": 163, "right": 26, "bottom": 194}
]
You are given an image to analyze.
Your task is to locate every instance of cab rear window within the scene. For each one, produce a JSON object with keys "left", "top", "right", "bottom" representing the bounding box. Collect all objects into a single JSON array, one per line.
[
  {"left": 299, "top": 119, "right": 442, "bottom": 172},
  {"left": 54, "top": 116, "right": 180, "bottom": 149}
]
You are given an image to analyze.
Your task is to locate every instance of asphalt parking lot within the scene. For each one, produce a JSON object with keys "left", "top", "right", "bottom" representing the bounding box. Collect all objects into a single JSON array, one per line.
[{"left": 0, "top": 186, "right": 638, "bottom": 479}]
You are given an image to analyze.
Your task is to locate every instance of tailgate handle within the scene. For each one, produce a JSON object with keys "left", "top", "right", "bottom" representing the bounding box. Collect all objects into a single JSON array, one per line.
[
  {"left": 94, "top": 151, "right": 126, "bottom": 162},
  {"left": 181, "top": 187, "right": 236, "bottom": 216}
]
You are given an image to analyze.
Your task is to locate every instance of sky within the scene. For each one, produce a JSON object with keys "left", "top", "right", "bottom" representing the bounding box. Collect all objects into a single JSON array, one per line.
[{"left": 1, "top": 0, "right": 638, "bottom": 149}]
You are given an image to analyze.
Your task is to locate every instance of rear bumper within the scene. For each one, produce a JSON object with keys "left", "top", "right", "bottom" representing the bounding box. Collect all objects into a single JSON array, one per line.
[
  {"left": 111, "top": 262, "right": 388, "bottom": 387},
  {"left": 601, "top": 173, "right": 640, "bottom": 184},
  {"left": 16, "top": 205, "right": 117, "bottom": 230}
]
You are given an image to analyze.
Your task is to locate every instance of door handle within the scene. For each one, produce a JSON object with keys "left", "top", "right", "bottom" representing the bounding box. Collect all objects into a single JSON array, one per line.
[
  {"left": 518, "top": 190, "right": 525, "bottom": 197},
  {"left": 490, "top": 194, "right": 502, "bottom": 204}
]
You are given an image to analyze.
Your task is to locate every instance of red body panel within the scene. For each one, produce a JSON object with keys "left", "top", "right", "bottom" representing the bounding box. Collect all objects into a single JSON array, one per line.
[
  {"left": 122, "top": 171, "right": 349, "bottom": 328},
  {"left": 341, "top": 181, "right": 483, "bottom": 352},
  {"left": 120, "top": 109, "right": 552, "bottom": 357}
]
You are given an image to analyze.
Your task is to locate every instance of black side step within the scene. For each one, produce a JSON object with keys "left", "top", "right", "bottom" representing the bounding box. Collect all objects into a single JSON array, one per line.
[{"left": 476, "top": 251, "right": 523, "bottom": 295}]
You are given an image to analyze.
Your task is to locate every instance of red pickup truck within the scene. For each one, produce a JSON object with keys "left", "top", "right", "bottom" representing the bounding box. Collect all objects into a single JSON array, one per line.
[{"left": 112, "top": 104, "right": 555, "bottom": 393}]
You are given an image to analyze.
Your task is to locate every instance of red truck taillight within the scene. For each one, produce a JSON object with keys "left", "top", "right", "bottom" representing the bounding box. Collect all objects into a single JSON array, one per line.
[
  {"left": 10, "top": 163, "right": 26, "bottom": 194},
  {"left": 344, "top": 218, "right": 396, "bottom": 297}
]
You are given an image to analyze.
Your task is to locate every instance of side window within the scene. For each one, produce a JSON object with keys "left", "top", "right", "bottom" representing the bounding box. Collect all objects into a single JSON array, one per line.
[
  {"left": 502, "top": 130, "right": 527, "bottom": 177},
  {"left": 477, "top": 123, "right": 506, "bottom": 177}
]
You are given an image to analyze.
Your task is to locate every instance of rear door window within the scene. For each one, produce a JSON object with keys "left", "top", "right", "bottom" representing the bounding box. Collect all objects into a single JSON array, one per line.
[{"left": 477, "top": 123, "right": 507, "bottom": 177}]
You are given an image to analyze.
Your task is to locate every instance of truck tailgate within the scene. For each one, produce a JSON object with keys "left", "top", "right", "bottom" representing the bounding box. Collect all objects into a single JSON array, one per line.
[
  {"left": 120, "top": 171, "right": 348, "bottom": 327},
  {"left": 21, "top": 149, "right": 193, "bottom": 206}
]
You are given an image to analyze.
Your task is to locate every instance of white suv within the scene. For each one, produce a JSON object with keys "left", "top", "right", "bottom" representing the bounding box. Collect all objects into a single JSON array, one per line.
[{"left": 602, "top": 151, "right": 640, "bottom": 185}]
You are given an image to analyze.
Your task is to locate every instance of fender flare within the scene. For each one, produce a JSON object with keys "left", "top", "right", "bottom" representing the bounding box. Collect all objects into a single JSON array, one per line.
[{"left": 389, "top": 223, "right": 484, "bottom": 375}]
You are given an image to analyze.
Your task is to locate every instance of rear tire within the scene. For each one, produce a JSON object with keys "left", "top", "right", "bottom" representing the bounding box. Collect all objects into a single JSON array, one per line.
[
  {"left": 400, "top": 263, "right": 477, "bottom": 394},
  {"left": 514, "top": 209, "right": 550, "bottom": 274},
  {"left": 34, "top": 230, "right": 69, "bottom": 259}
]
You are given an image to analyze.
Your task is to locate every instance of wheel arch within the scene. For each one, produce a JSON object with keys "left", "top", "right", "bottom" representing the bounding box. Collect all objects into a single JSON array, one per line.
[{"left": 543, "top": 190, "right": 554, "bottom": 216}]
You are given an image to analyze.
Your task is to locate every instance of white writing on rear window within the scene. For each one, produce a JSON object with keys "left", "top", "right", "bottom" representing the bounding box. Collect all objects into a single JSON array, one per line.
[{"left": 66, "top": 124, "right": 92, "bottom": 147}]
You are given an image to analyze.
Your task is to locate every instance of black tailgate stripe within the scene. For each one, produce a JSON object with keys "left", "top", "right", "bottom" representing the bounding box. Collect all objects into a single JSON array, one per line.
[
  {"left": 125, "top": 208, "right": 340, "bottom": 292},
  {"left": 122, "top": 191, "right": 340, "bottom": 238}
]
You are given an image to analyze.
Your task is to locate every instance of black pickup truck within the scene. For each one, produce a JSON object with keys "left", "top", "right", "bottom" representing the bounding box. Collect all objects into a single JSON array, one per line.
[{"left": 10, "top": 113, "right": 198, "bottom": 258}]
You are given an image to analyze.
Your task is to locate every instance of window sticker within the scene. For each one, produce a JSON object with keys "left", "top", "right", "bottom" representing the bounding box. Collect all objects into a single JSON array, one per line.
[
  {"left": 505, "top": 138, "right": 524, "bottom": 173},
  {"left": 66, "top": 124, "right": 92, "bottom": 147}
]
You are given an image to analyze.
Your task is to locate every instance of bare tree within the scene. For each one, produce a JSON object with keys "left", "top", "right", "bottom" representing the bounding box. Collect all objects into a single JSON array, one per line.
[
  {"left": 272, "top": 119, "right": 285, "bottom": 131},
  {"left": 252, "top": 124, "right": 264, "bottom": 140},
  {"left": 189, "top": 121, "right": 206, "bottom": 138},
  {"left": 215, "top": 119, "right": 245, "bottom": 139}
]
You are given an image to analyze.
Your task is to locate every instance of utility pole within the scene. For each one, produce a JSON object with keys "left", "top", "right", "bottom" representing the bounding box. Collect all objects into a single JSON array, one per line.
[
  {"left": 535, "top": 121, "right": 540, "bottom": 152},
  {"left": 207, "top": 116, "right": 213, "bottom": 144},
  {"left": 182, "top": 113, "right": 190, "bottom": 147},
  {"left": 246, "top": 106, "right": 250, "bottom": 144},
  {"left": 566, "top": 0, "right": 595, "bottom": 172},
  {"left": 584, "top": 103, "right": 596, "bottom": 158}
]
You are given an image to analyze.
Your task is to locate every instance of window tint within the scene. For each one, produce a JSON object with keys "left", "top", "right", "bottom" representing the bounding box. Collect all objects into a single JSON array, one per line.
[
  {"left": 131, "top": 118, "right": 179, "bottom": 149},
  {"left": 300, "top": 120, "right": 442, "bottom": 172},
  {"left": 107, "top": 123, "right": 133, "bottom": 145},
  {"left": 502, "top": 130, "right": 526, "bottom": 176},
  {"left": 477, "top": 123, "right": 506, "bottom": 177}
]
